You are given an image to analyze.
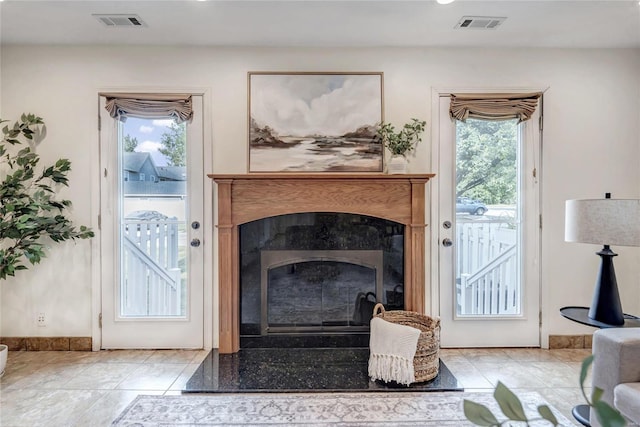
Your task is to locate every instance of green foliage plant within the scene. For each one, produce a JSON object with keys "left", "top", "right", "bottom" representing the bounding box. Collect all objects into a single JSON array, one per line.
[
  {"left": 123, "top": 134, "right": 139, "bottom": 152},
  {"left": 158, "top": 122, "right": 186, "bottom": 166},
  {"left": 456, "top": 118, "right": 517, "bottom": 205},
  {"left": 376, "top": 118, "right": 426, "bottom": 157},
  {"left": 0, "top": 113, "right": 94, "bottom": 280},
  {"left": 463, "top": 355, "right": 626, "bottom": 427}
]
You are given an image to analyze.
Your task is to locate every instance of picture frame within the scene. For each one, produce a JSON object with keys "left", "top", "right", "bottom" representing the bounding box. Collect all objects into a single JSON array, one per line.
[{"left": 248, "top": 72, "right": 384, "bottom": 173}]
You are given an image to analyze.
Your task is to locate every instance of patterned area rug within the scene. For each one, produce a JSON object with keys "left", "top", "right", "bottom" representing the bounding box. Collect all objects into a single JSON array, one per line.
[{"left": 112, "top": 391, "right": 575, "bottom": 426}]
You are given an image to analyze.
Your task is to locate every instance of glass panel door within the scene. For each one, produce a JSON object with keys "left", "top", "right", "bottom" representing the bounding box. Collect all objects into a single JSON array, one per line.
[
  {"left": 100, "top": 95, "right": 204, "bottom": 349},
  {"left": 437, "top": 95, "right": 540, "bottom": 347}
]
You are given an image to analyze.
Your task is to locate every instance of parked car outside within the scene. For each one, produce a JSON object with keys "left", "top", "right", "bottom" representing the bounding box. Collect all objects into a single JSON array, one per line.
[{"left": 456, "top": 197, "right": 488, "bottom": 215}]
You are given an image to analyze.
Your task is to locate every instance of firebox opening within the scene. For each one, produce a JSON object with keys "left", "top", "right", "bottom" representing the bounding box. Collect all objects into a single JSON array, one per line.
[
  {"left": 263, "top": 253, "right": 383, "bottom": 333},
  {"left": 239, "top": 212, "right": 404, "bottom": 348}
]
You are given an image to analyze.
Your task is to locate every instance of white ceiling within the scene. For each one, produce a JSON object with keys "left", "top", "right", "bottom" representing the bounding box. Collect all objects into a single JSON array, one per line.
[{"left": 1, "top": 0, "right": 639, "bottom": 48}]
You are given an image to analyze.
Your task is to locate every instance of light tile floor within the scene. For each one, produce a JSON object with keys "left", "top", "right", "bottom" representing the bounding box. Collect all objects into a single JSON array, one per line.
[{"left": 0, "top": 347, "right": 589, "bottom": 426}]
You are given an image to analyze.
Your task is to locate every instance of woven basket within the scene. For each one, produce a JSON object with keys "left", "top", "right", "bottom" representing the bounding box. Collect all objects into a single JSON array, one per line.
[{"left": 372, "top": 303, "right": 441, "bottom": 383}]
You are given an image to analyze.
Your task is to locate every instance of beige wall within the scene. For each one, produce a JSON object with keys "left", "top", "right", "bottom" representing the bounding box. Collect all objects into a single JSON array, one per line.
[{"left": 1, "top": 45, "right": 639, "bottom": 346}]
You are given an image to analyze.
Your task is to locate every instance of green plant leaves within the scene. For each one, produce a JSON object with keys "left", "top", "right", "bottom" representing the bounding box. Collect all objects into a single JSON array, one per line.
[
  {"left": 494, "top": 381, "right": 527, "bottom": 421},
  {"left": 592, "top": 387, "right": 605, "bottom": 403},
  {"left": 463, "top": 355, "right": 629, "bottom": 426},
  {"left": 580, "top": 355, "right": 594, "bottom": 389},
  {"left": 463, "top": 400, "right": 499, "bottom": 426},
  {"left": 537, "top": 404, "right": 559, "bottom": 426},
  {"left": 593, "top": 400, "right": 627, "bottom": 427},
  {"left": 0, "top": 114, "right": 93, "bottom": 280},
  {"left": 579, "top": 355, "right": 626, "bottom": 426},
  {"left": 376, "top": 118, "right": 426, "bottom": 156},
  {"left": 464, "top": 390, "right": 560, "bottom": 426}
]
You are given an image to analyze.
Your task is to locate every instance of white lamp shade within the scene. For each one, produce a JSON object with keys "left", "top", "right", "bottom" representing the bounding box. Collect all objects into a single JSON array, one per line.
[{"left": 565, "top": 199, "right": 640, "bottom": 247}]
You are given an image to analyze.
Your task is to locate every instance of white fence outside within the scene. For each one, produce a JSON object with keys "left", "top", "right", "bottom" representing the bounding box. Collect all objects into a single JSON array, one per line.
[
  {"left": 121, "top": 220, "right": 182, "bottom": 316},
  {"left": 456, "top": 218, "right": 519, "bottom": 316}
]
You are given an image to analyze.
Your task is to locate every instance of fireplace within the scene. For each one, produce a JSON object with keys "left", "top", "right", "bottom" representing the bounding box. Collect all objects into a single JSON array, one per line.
[
  {"left": 210, "top": 173, "right": 434, "bottom": 353},
  {"left": 239, "top": 213, "right": 404, "bottom": 341}
]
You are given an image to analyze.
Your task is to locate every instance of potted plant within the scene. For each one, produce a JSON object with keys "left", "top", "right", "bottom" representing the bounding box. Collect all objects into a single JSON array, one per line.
[
  {"left": 0, "top": 114, "right": 93, "bottom": 375},
  {"left": 464, "top": 355, "right": 626, "bottom": 427},
  {"left": 376, "top": 118, "right": 426, "bottom": 174}
]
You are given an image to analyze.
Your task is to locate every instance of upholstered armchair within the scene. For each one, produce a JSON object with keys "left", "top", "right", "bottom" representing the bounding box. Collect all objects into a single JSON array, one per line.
[{"left": 590, "top": 328, "right": 640, "bottom": 427}]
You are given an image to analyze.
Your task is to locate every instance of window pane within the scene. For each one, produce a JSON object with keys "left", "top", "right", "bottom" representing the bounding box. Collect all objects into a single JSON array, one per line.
[
  {"left": 455, "top": 119, "right": 521, "bottom": 316},
  {"left": 119, "top": 118, "right": 188, "bottom": 317}
]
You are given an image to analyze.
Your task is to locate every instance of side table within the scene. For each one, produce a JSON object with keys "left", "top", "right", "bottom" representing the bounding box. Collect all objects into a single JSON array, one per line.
[
  {"left": 560, "top": 306, "right": 640, "bottom": 329},
  {"left": 559, "top": 306, "right": 640, "bottom": 426}
]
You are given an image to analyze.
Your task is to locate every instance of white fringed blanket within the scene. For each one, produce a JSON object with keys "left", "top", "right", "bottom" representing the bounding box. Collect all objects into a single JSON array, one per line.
[{"left": 368, "top": 316, "right": 421, "bottom": 385}]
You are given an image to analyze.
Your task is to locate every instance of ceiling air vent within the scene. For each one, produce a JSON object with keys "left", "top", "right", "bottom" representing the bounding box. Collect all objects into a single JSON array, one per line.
[
  {"left": 93, "top": 14, "right": 147, "bottom": 27},
  {"left": 455, "top": 16, "right": 506, "bottom": 30}
]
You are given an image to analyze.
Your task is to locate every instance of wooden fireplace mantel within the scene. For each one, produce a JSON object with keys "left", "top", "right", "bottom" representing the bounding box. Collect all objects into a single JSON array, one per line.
[{"left": 208, "top": 173, "right": 434, "bottom": 353}]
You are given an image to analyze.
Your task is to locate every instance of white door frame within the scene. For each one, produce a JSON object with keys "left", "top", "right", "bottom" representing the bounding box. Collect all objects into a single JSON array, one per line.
[
  {"left": 430, "top": 87, "right": 546, "bottom": 348},
  {"left": 91, "top": 87, "right": 213, "bottom": 351}
]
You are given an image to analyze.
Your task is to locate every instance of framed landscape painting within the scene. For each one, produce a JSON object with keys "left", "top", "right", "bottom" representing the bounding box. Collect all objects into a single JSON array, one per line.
[{"left": 248, "top": 72, "right": 384, "bottom": 172}]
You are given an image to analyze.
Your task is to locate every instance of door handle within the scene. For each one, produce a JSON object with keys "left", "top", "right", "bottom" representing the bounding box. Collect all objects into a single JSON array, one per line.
[
  {"left": 190, "top": 238, "right": 201, "bottom": 248},
  {"left": 442, "top": 238, "right": 453, "bottom": 247}
]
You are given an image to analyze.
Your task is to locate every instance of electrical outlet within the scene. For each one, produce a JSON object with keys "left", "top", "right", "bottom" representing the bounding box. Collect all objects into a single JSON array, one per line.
[{"left": 37, "top": 313, "right": 46, "bottom": 327}]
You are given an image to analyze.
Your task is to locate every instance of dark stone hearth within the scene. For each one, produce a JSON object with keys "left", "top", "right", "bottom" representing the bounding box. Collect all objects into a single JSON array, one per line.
[
  {"left": 240, "top": 333, "right": 370, "bottom": 349},
  {"left": 183, "top": 348, "right": 463, "bottom": 393}
]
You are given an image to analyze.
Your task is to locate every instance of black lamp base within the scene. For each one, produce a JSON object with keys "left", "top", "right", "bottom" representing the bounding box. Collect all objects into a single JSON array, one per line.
[{"left": 588, "top": 245, "right": 624, "bottom": 326}]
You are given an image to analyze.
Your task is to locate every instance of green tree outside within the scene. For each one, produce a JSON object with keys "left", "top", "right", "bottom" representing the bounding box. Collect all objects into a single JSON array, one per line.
[
  {"left": 123, "top": 134, "right": 138, "bottom": 152},
  {"left": 159, "top": 122, "right": 186, "bottom": 167},
  {"left": 455, "top": 119, "right": 518, "bottom": 205}
]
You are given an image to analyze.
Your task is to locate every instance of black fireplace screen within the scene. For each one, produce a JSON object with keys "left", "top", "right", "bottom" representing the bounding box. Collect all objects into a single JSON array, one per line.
[
  {"left": 239, "top": 213, "right": 404, "bottom": 336},
  {"left": 267, "top": 260, "right": 375, "bottom": 329}
]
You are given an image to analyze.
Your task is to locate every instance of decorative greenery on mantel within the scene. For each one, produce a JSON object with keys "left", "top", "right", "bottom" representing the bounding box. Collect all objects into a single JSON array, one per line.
[
  {"left": 376, "top": 118, "right": 426, "bottom": 157},
  {"left": 0, "top": 113, "right": 93, "bottom": 280}
]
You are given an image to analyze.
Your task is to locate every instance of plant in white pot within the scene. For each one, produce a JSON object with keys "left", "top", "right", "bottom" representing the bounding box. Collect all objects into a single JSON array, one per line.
[
  {"left": 376, "top": 118, "right": 426, "bottom": 174},
  {"left": 0, "top": 113, "right": 94, "bottom": 376}
]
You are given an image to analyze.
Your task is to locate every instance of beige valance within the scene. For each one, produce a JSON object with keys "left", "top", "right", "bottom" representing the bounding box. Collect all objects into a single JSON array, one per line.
[
  {"left": 102, "top": 93, "right": 193, "bottom": 123},
  {"left": 449, "top": 92, "right": 542, "bottom": 123}
]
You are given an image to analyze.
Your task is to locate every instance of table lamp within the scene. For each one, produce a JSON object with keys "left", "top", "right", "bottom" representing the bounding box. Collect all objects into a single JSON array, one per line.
[{"left": 565, "top": 194, "right": 640, "bottom": 326}]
